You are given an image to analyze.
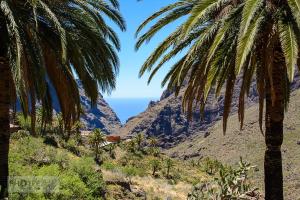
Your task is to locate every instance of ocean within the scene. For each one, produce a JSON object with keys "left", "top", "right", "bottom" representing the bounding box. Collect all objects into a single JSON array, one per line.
[{"left": 105, "top": 98, "right": 159, "bottom": 124}]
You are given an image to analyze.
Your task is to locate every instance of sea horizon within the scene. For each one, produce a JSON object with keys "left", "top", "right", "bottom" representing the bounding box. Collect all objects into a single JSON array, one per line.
[{"left": 105, "top": 97, "right": 159, "bottom": 124}]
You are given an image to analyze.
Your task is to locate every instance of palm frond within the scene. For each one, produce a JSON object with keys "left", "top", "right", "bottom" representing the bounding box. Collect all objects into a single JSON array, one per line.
[
  {"left": 278, "top": 19, "right": 298, "bottom": 81},
  {"left": 236, "top": 12, "right": 264, "bottom": 75}
]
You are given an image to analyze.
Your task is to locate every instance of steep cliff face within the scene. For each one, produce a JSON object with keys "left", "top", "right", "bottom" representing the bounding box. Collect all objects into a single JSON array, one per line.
[
  {"left": 79, "top": 89, "right": 122, "bottom": 134},
  {"left": 120, "top": 74, "right": 300, "bottom": 148},
  {"left": 49, "top": 82, "right": 122, "bottom": 134}
]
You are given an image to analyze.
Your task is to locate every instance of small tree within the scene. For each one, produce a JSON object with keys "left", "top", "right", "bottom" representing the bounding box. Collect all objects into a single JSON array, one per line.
[
  {"left": 149, "top": 136, "right": 158, "bottom": 147},
  {"left": 107, "top": 143, "right": 116, "bottom": 159},
  {"left": 150, "top": 159, "right": 161, "bottom": 177},
  {"left": 71, "top": 120, "right": 85, "bottom": 145},
  {"left": 53, "top": 113, "right": 65, "bottom": 138},
  {"left": 88, "top": 129, "right": 106, "bottom": 164},
  {"left": 126, "top": 139, "right": 137, "bottom": 153},
  {"left": 123, "top": 166, "right": 138, "bottom": 184},
  {"left": 135, "top": 133, "right": 144, "bottom": 151},
  {"left": 148, "top": 136, "right": 159, "bottom": 155},
  {"left": 165, "top": 158, "right": 174, "bottom": 178}
]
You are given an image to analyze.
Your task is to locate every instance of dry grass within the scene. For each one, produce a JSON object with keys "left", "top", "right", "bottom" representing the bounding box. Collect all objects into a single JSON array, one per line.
[{"left": 132, "top": 176, "right": 192, "bottom": 200}]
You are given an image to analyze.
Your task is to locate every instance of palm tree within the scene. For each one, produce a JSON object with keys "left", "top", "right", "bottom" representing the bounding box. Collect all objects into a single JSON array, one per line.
[
  {"left": 150, "top": 158, "right": 161, "bottom": 176},
  {"left": 89, "top": 129, "right": 106, "bottom": 164},
  {"left": 71, "top": 120, "right": 85, "bottom": 145},
  {"left": 107, "top": 143, "right": 116, "bottom": 159},
  {"left": 148, "top": 136, "right": 159, "bottom": 155},
  {"left": 149, "top": 136, "right": 158, "bottom": 148},
  {"left": 135, "top": 133, "right": 144, "bottom": 151},
  {"left": 0, "top": 0, "right": 125, "bottom": 197},
  {"left": 165, "top": 158, "right": 174, "bottom": 178},
  {"left": 136, "top": 1, "right": 300, "bottom": 199}
]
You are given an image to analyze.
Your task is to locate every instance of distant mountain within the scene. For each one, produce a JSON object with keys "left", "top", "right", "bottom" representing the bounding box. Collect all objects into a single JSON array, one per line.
[{"left": 119, "top": 74, "right": 300, "bottom": 148}]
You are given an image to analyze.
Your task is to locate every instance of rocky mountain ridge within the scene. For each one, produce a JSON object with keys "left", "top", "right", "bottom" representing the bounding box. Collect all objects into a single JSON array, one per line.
[
  {"left": 46, "top": 82, "right": 122, "bottom": 134},
  {"left": 119, "top": 74, "right": 300, "bottom": 148}
]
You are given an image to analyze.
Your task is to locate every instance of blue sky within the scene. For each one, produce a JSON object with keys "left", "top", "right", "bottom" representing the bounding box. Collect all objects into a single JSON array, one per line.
[{"left": 104, "top": 0, "right": 180, "bottom": 98}]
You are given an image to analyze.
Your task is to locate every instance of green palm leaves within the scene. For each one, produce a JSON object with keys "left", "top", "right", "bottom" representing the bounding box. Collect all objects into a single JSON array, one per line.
[
  {"left": 278, "top": 20, "right": 298, "bottom": 80},
  {"left": 0, "top": 0, "right": 125, "bottom": 129},
  {"left": 136, "top": 0, "right": 300, "bottom": 133}
]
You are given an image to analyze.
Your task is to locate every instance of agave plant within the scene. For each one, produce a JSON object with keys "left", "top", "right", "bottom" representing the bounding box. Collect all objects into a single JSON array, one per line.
[
  {"left": 0, "top": 0, "right": 125, "bottom": 197},
  {"left": 136, "top": 0, "right": 300, "bottom": 199}
]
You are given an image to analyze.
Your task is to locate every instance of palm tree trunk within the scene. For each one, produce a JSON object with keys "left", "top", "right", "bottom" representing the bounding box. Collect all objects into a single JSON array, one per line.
[
  {"left": 30, "top": 93, "right": 36, "bottom": 136},
  {"left": 264, "top": 45, "right": 285, "bottom": 200},
  {"left": 95, "top": 145, "right": 99, "bottom": 161},
  {"left": 0, "top": 57, "right": 10, "bottom": 199},
  {"left": 167, "top": 167, "right": 170, "bottom": 178}
]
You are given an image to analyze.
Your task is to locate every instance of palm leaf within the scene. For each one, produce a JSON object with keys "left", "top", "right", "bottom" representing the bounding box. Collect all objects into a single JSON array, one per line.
[
  {"left": 287, "top": 0, "right": 300, "bottom": 29},
  {"left": 236, "top": 12, "right": 264, "bottom": 75},
  {"left": 181, "top": 0, "right": 228, "bottom": 37},
  {"left": 239, "top": 0, "right": 263, "bottom": 35},
  {"left": 278, "top": 19, "right": 298, "bottom": 81},
  {"left": 136, "top": 1, "right": 189, "bottom": 36}
]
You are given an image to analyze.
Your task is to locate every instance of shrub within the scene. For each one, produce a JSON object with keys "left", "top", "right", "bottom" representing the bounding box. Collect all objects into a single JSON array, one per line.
[
  {"left": 187, "top": 158, "right": 260, "bottom": 200},
  {"left": 53, "top": 151, "right": 70, "bottom": 170},
  {"left": 16, "top": 113, "right": 31, "bottom": 131},
  {"left": 63, "top": 139, "right": 81, "bottom": 156},
  {"left": 43, "top": 135, "right": 59, "bottom": 148},
  {"left": 122, "top": 165, "right": 145, "bottom": 177},
  {"left": 70, "top": 157, "right": 106, "bottom": 197},
  {"left": 126, "top": 140, "right": 137, "bottom": 153},
  {"left": 102, "top": 162, "right": 118, "bottom": 171},
  {"left": 9, "top": 135, "right": 107, "bottom": 199},
  {"left": 11, "top": 130, "right": 30, "bottom": 140},
  {"left": 200, "top": 157, "right": 223, "bottom": 175},
  {"left": 149, "top": 159, "right": 161, "bottom": 177}
]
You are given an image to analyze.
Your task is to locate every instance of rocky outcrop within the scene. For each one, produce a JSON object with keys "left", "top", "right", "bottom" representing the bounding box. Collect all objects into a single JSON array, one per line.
[
  {"left": 120, "top": 74, "right": 300, "bottom": 148},
  {"left": 51, "top": 82, "right": 122, "bottom": 134},
  {"left": 79, "top": 90, "right": 122, "bottom": 134}
]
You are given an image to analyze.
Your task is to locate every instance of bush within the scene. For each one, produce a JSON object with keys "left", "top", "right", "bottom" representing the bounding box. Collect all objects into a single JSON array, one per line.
[
  {"left": 122, "top": 165, "right": 145, "bottom": 177},
  {"left": 149, "top": 159, "right": 161, "bottom": 177},
  {"left": 102, "top": 162, "right": 118, "bottom": 171},
  {"left": 16, "top": 113, "right": 31, "bottom": 131},
  {"left": 70, "top": 157, "right": 106, "bottom": 197},
  {"left": 63, "top": 139, "right": 81, "bottom": 156},
  {"left": 200, "top": 157, "right": 223, "bottom": 175},
  {"left": 53, "top": 151, "right": 70, "bottom": 169},
  {"left": 43, "top": 135, "right": 59, "bottom": 147},
  {"left": 9, "top": 135, "right": 106, "bottom": 199},
  {"left": 11, "top": 130, "right": 30, "bottom": 140},
  {"left": 188, "top": 158, "right": 260, "bottom": 200}
]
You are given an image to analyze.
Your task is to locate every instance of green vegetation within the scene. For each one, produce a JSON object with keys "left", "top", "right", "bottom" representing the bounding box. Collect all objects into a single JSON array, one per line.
[
  {"left": 136, "top": 0, "right": 300, "bottom": 198},
  {"left": 88, "top": 129, "right": 106, "bottom": 164},
  {"left": 188, "top": 158, "right": 260, "bottom": 200},
  {"left": 165, "top": 158, "right": 174, "bottom": 178},
  {"left": 8, "top": 127, "right": 262, "bottom": 199},
  {"left": 1, "top": 0, "right": 299, "bottom": 199},
  {"left": 9, "top": 133, "right": 105, "bottom": 200},
  {"left": 149, "top": 159, "right": 161, "bottom": 176},
  {"left": 0, "top": 0, "right": 124, "bottom": 197}
]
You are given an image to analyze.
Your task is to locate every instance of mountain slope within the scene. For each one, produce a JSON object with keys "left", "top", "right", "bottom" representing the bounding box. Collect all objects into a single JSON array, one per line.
[
  {"left": 78, "top": 87, "right": 122, "bottom": 134},
  {"left": 120, "top": 75, "right": 300, "bottom": 147},
  {"left": 165, "top": 89, "right": 300, "bottom": 200},
  {"left": 45, "top": 82, "right": 122, "bottom": 134}
]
